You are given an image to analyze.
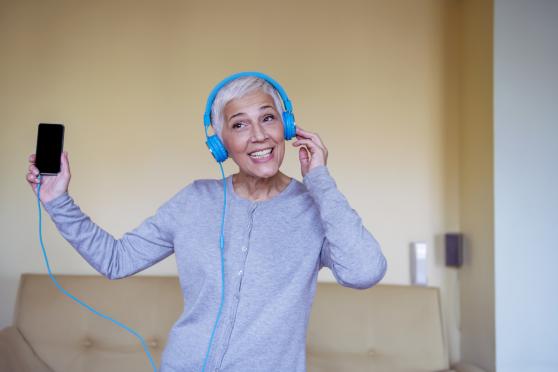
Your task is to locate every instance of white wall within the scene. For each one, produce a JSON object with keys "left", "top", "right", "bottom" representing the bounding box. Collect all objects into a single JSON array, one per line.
[{"left": 494, "top": 1, "right": 558, "bottom": 371}]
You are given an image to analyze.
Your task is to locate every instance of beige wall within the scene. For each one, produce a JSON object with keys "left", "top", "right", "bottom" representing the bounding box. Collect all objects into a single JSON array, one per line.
[
  {"left": 1, "top": 0, "right": 465, "bottom": 364},
  {"left": 457, "top": 0, "right": 495, "bottom": 371}
]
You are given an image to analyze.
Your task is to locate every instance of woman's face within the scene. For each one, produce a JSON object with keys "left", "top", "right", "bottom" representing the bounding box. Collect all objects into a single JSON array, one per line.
[{"left": 221, "top": 90, "right": 285, "bottom": 179}]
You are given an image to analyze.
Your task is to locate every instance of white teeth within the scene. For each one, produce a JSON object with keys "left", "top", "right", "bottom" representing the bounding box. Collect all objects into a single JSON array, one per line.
[{"left": 249, "top": 148, "right": 272, "bottom": 157}]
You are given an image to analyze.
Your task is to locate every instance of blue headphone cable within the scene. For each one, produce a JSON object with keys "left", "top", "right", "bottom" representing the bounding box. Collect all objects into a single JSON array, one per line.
[
  {"left": 201, "top": 162, "right": 227, "bottom": 372},
  {"left": 36, "top": 174, "right": 158, "bottom": 372},
  {"left": 37, "top": 164, "right": 227, "bottom": 372}
]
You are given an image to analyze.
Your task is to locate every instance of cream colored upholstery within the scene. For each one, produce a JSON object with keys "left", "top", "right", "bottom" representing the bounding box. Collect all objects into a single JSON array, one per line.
[
  {"left": 1, "top": 274, "right": 182, "bottom": 372},
  {"left": 0, "top": 274, "right": 485, "bottom": 372},
  {"left": 308, "top": 283, "right": 450, "bottom": 372}
]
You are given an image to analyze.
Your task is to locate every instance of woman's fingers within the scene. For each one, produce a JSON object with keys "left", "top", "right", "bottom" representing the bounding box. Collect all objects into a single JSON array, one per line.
[
  {"left": 295, "top": 127, "right": 327, "bottom": 154},
  {"left": 60, "top": 151, "right": 71, "bottom": 177},
  {"left": 26, "top": 153, "right": 41, "bottom": 185},
  {"left": 28, "top": 163, "right": 39, "bottom": 175},
  {"left": 294, "top": 127, "right": 328, "bottom": 175},
  {"left": 292, "top": 138, "right": 322, "bottom": 155},
  {"left": 296, "top": 127, "right": 318, "bottom": 142},
  {"left": 294, "top": 135, "right": 326, "bottom": 155},
  {"left": 28, "top": 154, "right": 40, "bottom": 176},
  {"left": 296, "top": 126, "right": 321, "bottom": 142},
  {"left": 26, "top": 171, "right": 39, "bottom": 185}
]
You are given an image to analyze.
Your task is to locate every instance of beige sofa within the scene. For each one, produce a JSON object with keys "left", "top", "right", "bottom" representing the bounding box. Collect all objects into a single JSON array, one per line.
[{"left": 0, "top": 274, "right": 484, "bottom": 372}]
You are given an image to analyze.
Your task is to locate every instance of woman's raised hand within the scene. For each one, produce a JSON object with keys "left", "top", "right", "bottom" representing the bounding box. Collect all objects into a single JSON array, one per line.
[
  {"left": 292, "top": 126, "right": 328, "bottom": 178},
  {"left": 26, "top": 151, "right": 71, "bottom": 204}
]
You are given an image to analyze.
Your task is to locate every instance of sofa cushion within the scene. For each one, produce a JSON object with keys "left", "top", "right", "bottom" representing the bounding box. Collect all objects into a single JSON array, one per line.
[
  {"left": 307, "top": 283, "right": 450, "bottom": 372},
  {"left": 0, "top": 326, "right": 54, "bottom": 372},
  {"left": 14, "top": 274, "right": 182, "bottom": 372}
]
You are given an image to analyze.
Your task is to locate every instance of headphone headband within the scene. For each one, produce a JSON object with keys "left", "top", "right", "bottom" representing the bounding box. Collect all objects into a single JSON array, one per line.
[{"left": 203, "top": 71, "right": 293, "bottom": 130}]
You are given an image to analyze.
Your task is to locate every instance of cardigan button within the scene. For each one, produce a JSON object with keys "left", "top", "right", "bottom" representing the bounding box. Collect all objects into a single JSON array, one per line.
[{"left": 81, "top": 338, "right": 93, "bottom": 348}]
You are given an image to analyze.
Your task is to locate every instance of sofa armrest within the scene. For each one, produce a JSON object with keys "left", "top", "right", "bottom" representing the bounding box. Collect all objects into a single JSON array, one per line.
[
  {"left": 451, "top": 361, "right": 487, "bottom": 372},
  {"left": 0, "top": 326, "right": 54, "bottom": 372}
]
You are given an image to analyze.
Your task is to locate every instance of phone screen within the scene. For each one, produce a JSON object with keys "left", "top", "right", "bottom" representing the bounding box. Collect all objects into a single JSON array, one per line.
[{"left": 36, "top": 123, "right": 65, "bottom": 175}]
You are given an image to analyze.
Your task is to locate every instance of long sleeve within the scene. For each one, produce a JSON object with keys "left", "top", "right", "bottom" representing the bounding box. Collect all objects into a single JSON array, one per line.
[
  {"left": 42, "top": 191, "right": 179, "bottom": 280},
  {"left": 303, "top": 165, "right": 387, "bottom": 289}
]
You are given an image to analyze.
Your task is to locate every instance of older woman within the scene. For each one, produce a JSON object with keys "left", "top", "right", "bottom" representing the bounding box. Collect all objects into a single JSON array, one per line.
[{"left": 26, "top": 73, "right": 387, "bottom": 372}]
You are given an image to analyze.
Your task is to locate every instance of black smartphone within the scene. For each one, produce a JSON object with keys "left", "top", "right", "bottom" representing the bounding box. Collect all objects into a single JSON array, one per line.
[{"left": 35, "top": 123, "right": 65, "bottom": 175}]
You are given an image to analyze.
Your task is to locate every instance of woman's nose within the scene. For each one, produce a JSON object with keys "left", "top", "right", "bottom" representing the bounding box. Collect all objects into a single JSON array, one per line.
[{"left": 250, "top": 122, "right": 269, "bottom": 141}]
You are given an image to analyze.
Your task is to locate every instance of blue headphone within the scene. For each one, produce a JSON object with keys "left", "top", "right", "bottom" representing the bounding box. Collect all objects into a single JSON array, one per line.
[{"left": 203, "top": 71, "right": 297, "bottom": 163}]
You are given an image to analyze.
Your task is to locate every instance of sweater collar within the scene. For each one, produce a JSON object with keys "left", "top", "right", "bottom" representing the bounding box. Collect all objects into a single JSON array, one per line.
[{"left": 226, "top": 174, "right": 297, "bottom": 207}]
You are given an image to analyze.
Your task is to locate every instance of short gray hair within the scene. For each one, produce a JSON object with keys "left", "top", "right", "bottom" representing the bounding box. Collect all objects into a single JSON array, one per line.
[{"left": 210, "top": 76, "right": 285, "bottom": 139}]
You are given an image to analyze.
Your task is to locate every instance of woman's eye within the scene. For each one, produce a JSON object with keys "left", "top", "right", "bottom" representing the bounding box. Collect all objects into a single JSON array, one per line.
[
  {"left": 232, "top": 122, "right": 245, "bottom": 129},
  {"left": 263, "top": 114, "right": 275, "bottom": 122}
]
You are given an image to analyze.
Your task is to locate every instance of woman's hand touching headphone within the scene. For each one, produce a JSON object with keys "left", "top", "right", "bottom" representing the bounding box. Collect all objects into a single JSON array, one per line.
[{"left": 292, "top": 126, "right": 328, "bottom": 178}]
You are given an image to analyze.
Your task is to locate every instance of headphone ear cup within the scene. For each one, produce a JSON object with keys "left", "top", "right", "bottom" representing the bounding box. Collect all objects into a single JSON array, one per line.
[
  {"left": 282, "top": 111, "right": 296, "bottom": 140},
  {"left": 206, "top": 134, "right": 228, "bottom": 163}
]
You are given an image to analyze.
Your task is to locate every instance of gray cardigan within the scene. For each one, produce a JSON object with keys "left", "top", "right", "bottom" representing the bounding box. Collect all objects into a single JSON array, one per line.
[{"left": 43, "top": 165, "right": 387, "bottom": 372}]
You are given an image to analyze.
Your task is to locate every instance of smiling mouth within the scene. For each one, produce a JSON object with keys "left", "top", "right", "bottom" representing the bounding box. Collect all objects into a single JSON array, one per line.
[{"left": 248, "top": 147, "right": 274, "bottom": 159}]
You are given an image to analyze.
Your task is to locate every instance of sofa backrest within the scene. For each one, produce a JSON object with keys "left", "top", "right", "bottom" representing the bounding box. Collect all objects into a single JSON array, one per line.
[
  {"left": 307, "top": 282, "right": 450, "bottom": 372},
  {"left": 15, "top": 274, "right": 182, "bottom": 372},
  {"left": 15, "top": 274, "right": 449, "bottom": 372}
]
